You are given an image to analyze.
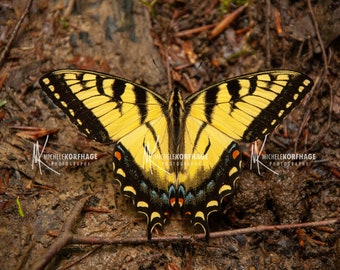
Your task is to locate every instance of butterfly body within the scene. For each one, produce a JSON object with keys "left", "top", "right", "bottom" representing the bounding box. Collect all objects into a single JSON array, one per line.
[{"left": 40, "top": 69, "right": 313, "bottom": 240}]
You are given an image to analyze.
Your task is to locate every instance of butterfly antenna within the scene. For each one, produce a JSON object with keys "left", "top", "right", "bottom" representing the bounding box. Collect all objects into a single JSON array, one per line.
[{"left": 165, "top": 49, "right": 173, "bottom": 91}]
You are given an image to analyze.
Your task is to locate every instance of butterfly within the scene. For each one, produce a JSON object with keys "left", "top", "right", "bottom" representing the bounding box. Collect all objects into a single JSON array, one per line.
[{"left": 40, "top": 69, "right": 313, "bottom": 241}]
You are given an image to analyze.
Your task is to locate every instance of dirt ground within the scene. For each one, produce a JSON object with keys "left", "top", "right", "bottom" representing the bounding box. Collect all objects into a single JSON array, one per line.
[{"left": 0, "top": 0, "right": 339, "bottom": 269}]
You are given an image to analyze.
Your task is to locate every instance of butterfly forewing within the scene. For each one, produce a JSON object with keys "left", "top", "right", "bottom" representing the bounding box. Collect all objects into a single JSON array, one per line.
[
  {"left": 185, "top": 70, "right": 313, "bottom": 142},
  {"left": 40, "top": 70, "right": 167, "bottom": 143}
]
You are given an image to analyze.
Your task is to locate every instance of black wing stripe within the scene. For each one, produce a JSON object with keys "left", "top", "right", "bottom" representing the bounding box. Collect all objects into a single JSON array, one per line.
[
  {"left": 226, "top": 79, "right": 241, "bottom": 101},
  {"left": 248, "top": 76, "right": 257, "bottom": 95},
  {"left": 40, "top": 73, "right": 111, "bottom": 143},
  {"left": 96, "top": 75, "right": 105, "bottom": 95},
  {"left": 204, "top": 87, "right": 219, "bottom": 123},
  {"left": 242, "top": 73, "right": 312, "bottom": 142},
  {"left": 112, "top": 78, "right": 126, "bottom": 101},
  {"left": 193, "top": 122, "right": 208, "bottom": 153},
  {"left": 133, "top": 85, "right": 148, "bottom": 123}
]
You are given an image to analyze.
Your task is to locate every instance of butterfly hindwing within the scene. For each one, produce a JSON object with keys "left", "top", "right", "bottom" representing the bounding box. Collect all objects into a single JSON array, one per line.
[
  {"left": 179, "top": 137, "right": 241, "bottom": 240},
  {"left": 113, "top": 142, "right": 171, "bottom": 239}
]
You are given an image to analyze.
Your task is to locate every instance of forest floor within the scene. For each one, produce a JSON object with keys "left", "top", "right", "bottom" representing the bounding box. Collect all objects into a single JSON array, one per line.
[{"left": 0, "top": 0, "right": 339, "bottom": 269}]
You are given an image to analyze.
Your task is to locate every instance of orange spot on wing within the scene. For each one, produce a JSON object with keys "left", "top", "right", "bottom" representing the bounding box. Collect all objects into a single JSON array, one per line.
[
  {"left": 170, "top": 197, "right": 176, "bottom": 207},
  {"left": 232, "top": 149, "right": 240, "bottom": 160},
  {"left": 177, "top": 197, "right": 184, "bottom": 207},
  {"left": 114, "top": 151, "right": 122, "bottom": 160}
]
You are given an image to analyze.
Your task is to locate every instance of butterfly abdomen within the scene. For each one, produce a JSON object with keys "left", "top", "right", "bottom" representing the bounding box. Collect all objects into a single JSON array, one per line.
[{"left": 168, "top": 88, "right": 186, "bottom": 157}]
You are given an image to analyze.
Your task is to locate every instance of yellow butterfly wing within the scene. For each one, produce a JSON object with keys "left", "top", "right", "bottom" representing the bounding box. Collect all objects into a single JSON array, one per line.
[
  {"left": 114, "top": 114, "right": 179, "bottom": 237},
  {"left": 176, "top": 70, "right": 313, "bottom": 237},
  {"left": 178, "top": 117, "right": 241, "bottom": 238},
  {"left": 185, "top": 70, "right": 313, "bottom": 142},
  {"left": 40, "top": 70, "right": 176, "bottom": 238},
  {"left": 40, "top": 69, "right": 167, "bottom": 143}
]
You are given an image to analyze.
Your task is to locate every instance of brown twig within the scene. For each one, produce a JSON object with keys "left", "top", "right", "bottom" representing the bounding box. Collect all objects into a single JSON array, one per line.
[
  {"left": 210, "top": 218, "right": 339, "bottom": 240},
  {"left": 31, "top": 195, "right": 92, "bottom": 270},
  {"left": 210, "top": 4, "right": 248, "bottom": 39},
  {"left": 57, "top": 245, "right": 102, "bottom": 270},
  {"left": 307, "top": 0, "right": 328, "bottom": 74},
  {"left": 306, "top": 0, "right": 333, "bottom": 152},
  {"left": 29, "top": 194, "right": 338, "bottom": 268},
  {"left": 274, "top": 7, "right": 283, "bottom": 36},
  {"left": 63, "top": 0, "right": 76, "bottom": 18},
  {"left": 49, "top": 218, "right": 339, "bottom": 245},
  {"left": 175, "top": 24, "right": 215, "bottom": 38},
  {"left": 294, "top": 109, "right": 311, "bottom": 153},
  {"left": 0, "top": 0, "right": 33, "bottom": 68},
  {"left": 265, "top": 0, "right": 271, "bottom": 68}
]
